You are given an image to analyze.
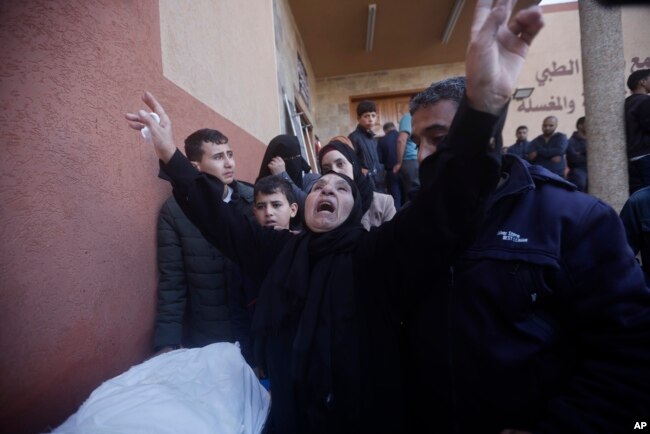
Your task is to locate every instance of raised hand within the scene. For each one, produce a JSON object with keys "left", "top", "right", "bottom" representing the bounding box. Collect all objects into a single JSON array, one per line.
[
  {"left": 465, "top": 0, "right": 544, "bottom": 114},
  {"left": 268, "top": 156, "right": 287, "bottom": 175},
  {"left": 125, "top": 91, "right": 177, "bottom": 163}
]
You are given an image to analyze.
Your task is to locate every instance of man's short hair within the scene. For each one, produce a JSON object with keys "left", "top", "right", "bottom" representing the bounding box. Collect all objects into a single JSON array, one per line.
[
  {"left": 627, "top": 69, "right": 650, "bottom": 91},
  {"left": 383, "top": 122, "right": 396, "bottom": 132},
  {"left": 184, "top": 128, "right": 228, "bottom": 162},
  {"left": 254, "top": 174, "right": 297, "bottom": 205},
  {"left": 410, "top": 76, "right": 466, "bottom": 115},
  {"left": 576, "top": 116, "right": 586, "bottom": 128},
  {"left": 356, "top": 100, "right": 377, "bottom": 117},
  {"left": 516, "top": 125, "right": 528, "bottom": 132}
]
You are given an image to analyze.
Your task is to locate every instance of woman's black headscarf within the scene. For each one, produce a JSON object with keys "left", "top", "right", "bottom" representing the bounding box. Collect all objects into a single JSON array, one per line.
[
  {"left": 318, "top": 140, "right": 373, "bottom": 216},
  {"left": 257, "top": 134, "right": 311, "bottom": 189},
  {"left": 252, "top": 172, "right": 365, "bottom": 419}
]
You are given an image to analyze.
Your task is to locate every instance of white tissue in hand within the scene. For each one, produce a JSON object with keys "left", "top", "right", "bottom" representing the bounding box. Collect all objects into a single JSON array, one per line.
[{"left": 140, "top": 112, "right": 161, "bottom": 140}]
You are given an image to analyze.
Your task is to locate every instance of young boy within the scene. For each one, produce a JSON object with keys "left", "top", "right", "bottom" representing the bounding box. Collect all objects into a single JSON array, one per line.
[
  {"left": 230, "top": 175, "right": 299, "bottom": 385},
  {"left": 348, "top": 99, "right": 385, "bottom": 193},
  {"left": 252, "top": 174, "right": 299, "bottom": 231},
  {"left": 153, "top": 128, "right": 254, "bottom": 358}
]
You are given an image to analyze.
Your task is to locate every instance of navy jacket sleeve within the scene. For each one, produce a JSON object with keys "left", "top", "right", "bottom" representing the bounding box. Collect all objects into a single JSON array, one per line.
[{"left": 534, "top": 199, "right": 650, "bottom": 433}]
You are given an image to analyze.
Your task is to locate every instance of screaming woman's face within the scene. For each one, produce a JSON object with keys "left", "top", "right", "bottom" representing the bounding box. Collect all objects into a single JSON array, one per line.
[{"left": 304, "top": 173, "right": 355, "bottom": 233}]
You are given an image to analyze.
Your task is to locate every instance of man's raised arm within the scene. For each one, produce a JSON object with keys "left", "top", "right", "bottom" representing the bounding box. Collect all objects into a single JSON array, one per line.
[{"left": 465, "top": 0, "right": 543, "bottom": 114}]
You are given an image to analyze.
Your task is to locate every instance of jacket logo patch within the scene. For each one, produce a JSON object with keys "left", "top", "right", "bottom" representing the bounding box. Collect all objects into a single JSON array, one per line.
[{"left": 497, "top": 230, "right": 528, "bottom": 243}]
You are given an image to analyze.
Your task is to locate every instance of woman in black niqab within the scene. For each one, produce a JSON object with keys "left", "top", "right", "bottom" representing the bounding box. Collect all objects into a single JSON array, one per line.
[{"left": 257, "top": 134, "right": 311, "bottom": 189}]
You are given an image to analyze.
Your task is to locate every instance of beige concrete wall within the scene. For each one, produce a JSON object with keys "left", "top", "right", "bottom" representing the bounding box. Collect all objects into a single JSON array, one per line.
[
  {"left": 505, "top": 2, "right": 650, "bottom": 146},
  {"left": 273, "top": 0, "right": 318, "bottom": 139},
  {"left": 312, "top": 2, "right": 649, "bottom": 152},
  {"left": 314, "top": 62, "right": 465, "bottom": 142},
  {"left": 159, "top": 0, "right": 280, "bottom": 145}
]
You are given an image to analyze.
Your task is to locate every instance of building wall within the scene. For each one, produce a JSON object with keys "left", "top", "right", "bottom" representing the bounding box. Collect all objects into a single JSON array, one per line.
[
  {"left": 314, "top": 62, "right": 465, "bottom": 142},
  {"left": 312, "top": 2, "right": 649, "bottom": 157},
  {"left": 0, "top": 1, "right": 266, "bottom": 433},
  {"left": 273, "top": 0, "right": 318, "bottom": 139},
  {"left": 504, "top": 2, "right": 650, "bottom": 147},
  {"left": 159, "top": 0, "right": 280, "bottom": 146}
]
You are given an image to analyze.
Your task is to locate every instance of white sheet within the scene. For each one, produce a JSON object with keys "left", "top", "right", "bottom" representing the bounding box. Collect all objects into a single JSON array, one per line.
[{"left": 52, "top": 342, "right": 270, "bottom": 434}]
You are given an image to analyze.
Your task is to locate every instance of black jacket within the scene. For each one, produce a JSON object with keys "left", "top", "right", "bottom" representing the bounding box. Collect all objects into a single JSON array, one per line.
[{"left": 153, "top": 181, "right": 254, "bottom": 351}]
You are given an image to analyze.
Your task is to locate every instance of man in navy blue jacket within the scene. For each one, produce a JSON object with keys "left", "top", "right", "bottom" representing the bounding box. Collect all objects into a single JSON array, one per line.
[{"left": 406, "top": 76, "right": 650, "bottom": 434}]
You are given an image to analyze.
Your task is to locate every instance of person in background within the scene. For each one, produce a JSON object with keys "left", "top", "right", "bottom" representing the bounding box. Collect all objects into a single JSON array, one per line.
[
  {"left": 505, "top": 125, "right": 530, "bottom": 158},
  {"left": 377, "top": 122, "right": 402, "bottom": 208},
  {"left": 527, "top": 115, "right": 568, "bottom": 177},
  {"left": 230, "top": 174, "right": 299, "bottom": 381},
  {"left": 625, "top": 68, "right": 650, "bottom": 194},
  {"left": 566, "top": 116, "right": 588, "bottom": 192},
  {"left": 394, "top": 102, "right": 421, "bottom": 202},
  {"left": 152, "top": 128, "right": 254, "bottom": 357},
  {"left": 318, "top": 138, "right": 396, "bottom": 230},
  {"left": 620, "top": 184, "right": 650, "bottom": 284},
  {"left": 257, "top": 134, "right": 311, "bottom": 190},
  {"left": 348, "top": 99, "right": 386, "bottom": 193}
]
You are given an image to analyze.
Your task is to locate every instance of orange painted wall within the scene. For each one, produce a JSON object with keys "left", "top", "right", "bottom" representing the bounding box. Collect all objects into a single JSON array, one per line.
[{"left": 0, "top": 1, "right": 265, "bottom": 433}]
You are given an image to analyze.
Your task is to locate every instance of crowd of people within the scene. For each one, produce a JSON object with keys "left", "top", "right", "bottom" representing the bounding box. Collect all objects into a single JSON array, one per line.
[{"left": 124, "top": 1, "right": 650, "bottom": 433}]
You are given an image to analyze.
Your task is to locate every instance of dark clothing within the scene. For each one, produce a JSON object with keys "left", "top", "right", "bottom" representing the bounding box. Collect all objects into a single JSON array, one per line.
[
  {"left": 506, "top": 139, "right": 530, "bottom": 158},
  {"left": 378, "top": 129, "right": 402, "bottom": 207},
  {"left": 348, "top": 125, "right": 385, "bottom": 193},
  {"left": 405, "top": 154, "right": 650, "bottom": 433},
  {"left": 258, "top": 134, "right": 311, "bottom": 189},
  {"left": 566, "top": 131, "right": 588, "bottom": 192},
  {"left": 377, "top": 130, "right": 399, "bottom": 169},
  {"left": 625, "top": 93, "right": 650, "bottom": 160},
  {"left": 162, "top": 97, "right": 503, "bottom": 434},
  {"left": 620, "top": 185, "right": 650, "bottom": 285},
  {"left": 625, "top": 93, "right": 650, "bottom": 193},
  {"left": 529, "top": 132, "right": 568, "bottom": 177},
  {"left": 318, "top": 140, "right": 373, "bottom": 216},
  {"left": 153, "top": 184, "right": 254, "bottom": 351}
]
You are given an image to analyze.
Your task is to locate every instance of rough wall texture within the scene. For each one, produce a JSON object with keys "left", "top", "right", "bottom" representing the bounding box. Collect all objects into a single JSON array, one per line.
[
  {"left": 0, "top": 1, "right": 265, "bottom": 433},
  {"left": 579, "top": 0, "right": 628, "bottom": 211},
  {"left": 159, "top": 0, "right": 280, "bottom": 145},
  {"left": 273, "top": 0, "right": 318, "bottom": 131},
  {"left": 314, "top": 62, "right": 465, "bottom": 141}
]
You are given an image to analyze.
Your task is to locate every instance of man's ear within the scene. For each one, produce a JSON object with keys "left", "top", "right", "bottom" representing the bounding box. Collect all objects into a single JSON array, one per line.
[{"left": 290, "top": 203, "right": 299, "bottom": 218}]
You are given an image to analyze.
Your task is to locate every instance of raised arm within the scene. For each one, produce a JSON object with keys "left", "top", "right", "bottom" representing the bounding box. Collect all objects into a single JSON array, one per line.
[
  {"left": 465, "top": 0, "right": 543, "bottom": 114},
  {"left": 125, "top": 94, "right": 289, "bottom": 285},
  {"left": 125, "top": 92, "right": 178, "bottom": 164}
]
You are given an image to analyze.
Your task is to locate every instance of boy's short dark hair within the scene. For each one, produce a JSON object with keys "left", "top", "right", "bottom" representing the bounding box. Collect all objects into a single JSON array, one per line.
[
  {"left": 184, "top": 128, "right": 228, "bottom": 162},
  {"left": 516, "top": 125, "right": 528, "bottom": 132},
  {"left": 627, "top": 69, "right": 650, "bottom": 91},
  {"left": 356, "top": 100, "right": 377, "bottom": 117},
  {"left": 576, "top": 116, "right": 586, "bottom": 128},
  {"left": 254, "top": 175, "right": 297, "bottom": 205},
  {"left": 383, "top": 122, "right": 395, "bottom": 132}
]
